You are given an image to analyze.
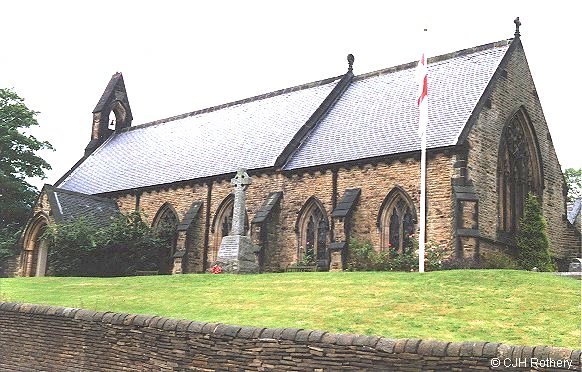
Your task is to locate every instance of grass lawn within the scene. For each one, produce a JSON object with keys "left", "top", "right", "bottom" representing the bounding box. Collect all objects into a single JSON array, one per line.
[{"left": 0, "top": 270, "right": 579, "bottom": 348}]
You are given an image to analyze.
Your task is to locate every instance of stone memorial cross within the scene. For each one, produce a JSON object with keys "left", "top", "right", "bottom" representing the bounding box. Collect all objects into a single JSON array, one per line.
[{"left": 230, "top": 168, "right": 251, "bottom": 236}]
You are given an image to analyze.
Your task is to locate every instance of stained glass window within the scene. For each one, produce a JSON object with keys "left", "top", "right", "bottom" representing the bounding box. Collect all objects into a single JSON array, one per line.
[
  {"left": 298, "top": 198, "right": 328, "bottom": 266},
  {"left": 498, "top": 110, "right": 542, "bottom": 233},
  {"left": 380, "top": 188, "right": 416, "bottom": 254}
]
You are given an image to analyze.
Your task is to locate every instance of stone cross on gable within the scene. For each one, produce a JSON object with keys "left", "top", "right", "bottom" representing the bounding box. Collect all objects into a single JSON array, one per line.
[{"left": 230, "top": 168, "right": 252, "bottom": 236}]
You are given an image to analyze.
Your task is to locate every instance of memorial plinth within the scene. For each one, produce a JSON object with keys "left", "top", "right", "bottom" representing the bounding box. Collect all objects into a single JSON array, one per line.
[{"left": 213, "top": 169, "right": 260, "bottom": 274}]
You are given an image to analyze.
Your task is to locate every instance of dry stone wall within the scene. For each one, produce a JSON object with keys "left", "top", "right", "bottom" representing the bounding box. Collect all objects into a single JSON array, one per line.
[{"left": 0, "top": 302, "right": 579, "bottom": 371}]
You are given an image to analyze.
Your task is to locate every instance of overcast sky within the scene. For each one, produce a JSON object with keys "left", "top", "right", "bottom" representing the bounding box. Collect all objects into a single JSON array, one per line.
[{"left": 2, "top": 1, "right": 580, "bottom": 190}]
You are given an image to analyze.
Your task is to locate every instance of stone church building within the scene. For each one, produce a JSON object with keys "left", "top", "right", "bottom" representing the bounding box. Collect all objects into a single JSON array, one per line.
[{"left": 18, "top": 25, "right": 580, "bottom": 276}]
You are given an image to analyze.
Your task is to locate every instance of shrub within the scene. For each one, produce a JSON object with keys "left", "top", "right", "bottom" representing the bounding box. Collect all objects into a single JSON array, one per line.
[
  {"left": 44, "top": 219, "right": 98, "bottom": 276},
  {"left": 346, "top": 238, "right": 446, "bottom": 272},
  {"left": 480, "top": 250, "right": 519, "bottom": 269},
  {"left": 423, "top": 240, "right": 447, "bottom": 271},
  {"left": 441, "top": 257, "right": 480, "bottom": 270},
  {"left": 0, "top": 225, "right": 21, "bottom": 262},
  {"left": 45, "top": 212, "right": 163, "bottom": 277},
  {"left": 96, "top": 212, "right": 161, "bottom": 276},
  {"left": 345, "top": 239, "right": 375, "bottom": 271},
  {"left": 516, "top": 193, "right": 555, "bottom": 272}
]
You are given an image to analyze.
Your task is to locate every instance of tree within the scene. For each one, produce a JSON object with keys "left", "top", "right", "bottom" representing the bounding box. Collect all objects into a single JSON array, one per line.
[
  {"left": 564, "top": 168, "right": 581, "bottom": 202},
  {"left": 0, "top": 88, "right": 53, "bottom": 227},
  {"left": 516, "top": 193, "right": 555, "bottom": 271}
]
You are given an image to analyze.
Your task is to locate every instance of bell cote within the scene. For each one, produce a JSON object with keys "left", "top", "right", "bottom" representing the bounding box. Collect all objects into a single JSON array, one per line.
[{"left": 85, "top": 72, "right": 133, "bottom": 155}]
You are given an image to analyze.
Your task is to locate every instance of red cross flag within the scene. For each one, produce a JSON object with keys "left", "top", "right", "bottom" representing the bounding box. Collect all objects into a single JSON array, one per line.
[{"left": 417, "top": 52, "right": 428, "bottom": 138}]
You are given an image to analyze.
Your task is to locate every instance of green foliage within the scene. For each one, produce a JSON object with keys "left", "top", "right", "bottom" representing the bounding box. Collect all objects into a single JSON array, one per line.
[
  {"left": 564, "top": 167, "right": 581, "bottom": 202},
  {"left": 299, "top": 250, "right": 316, "bottom": 266},
  {"left": 346, "top": 238, "right": 446, "bottom": 271},
  {"left": 516, "top": 193, "right": 555, "bottom": 271},
  {"left": 0, "top": 88, "right": 53, "bottom": 227},
  {"left": 44, "top": 219, "right": 98, "bottom": 276},
  {"left": 0, "top": 225, "right": 21, "bottom": 261},
  {"left": 98, "top": 212, "right": 161, "bottom": 276},
  {"left": 44, "top": 212, "right": 163, "bottom": 277},
  {"left": 345, "top": 239, "right": 376, "bottom": 271},
  {"left": 480, "top": 250, "right": 519, "bottom": 269}
]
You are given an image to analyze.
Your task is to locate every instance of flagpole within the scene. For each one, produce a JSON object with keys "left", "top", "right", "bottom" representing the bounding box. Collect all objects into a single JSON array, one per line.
[
  {"left": 419, "top": 130, "right": 426, "bottom": 273},
  {"left": 418, "top": 29, "right": 428, "bottom": 273}
]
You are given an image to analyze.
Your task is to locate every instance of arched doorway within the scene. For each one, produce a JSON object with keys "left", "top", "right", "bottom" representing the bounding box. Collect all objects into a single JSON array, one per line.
[{"left": 21, "top": 214, "right": 49, "bottom": 277}]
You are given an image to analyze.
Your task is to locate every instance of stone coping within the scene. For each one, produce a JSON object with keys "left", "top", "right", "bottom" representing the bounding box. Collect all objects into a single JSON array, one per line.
[{"left": 1, "top": 301, "right": 580, "bottom": 365}]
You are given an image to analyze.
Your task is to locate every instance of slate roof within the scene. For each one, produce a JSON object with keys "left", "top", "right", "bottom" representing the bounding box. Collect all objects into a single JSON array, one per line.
[
  {"left": 45, "top": 185, "right": 120, "bottom": 228},
  {"left": 58, "top": 78, "right": 339, "bottom": 194},
  {"left": 57, "top": 39, "right": 512, "bottom": 195},
  {"left": 284, "top": 41, "right": 510, "bottom": 169}
]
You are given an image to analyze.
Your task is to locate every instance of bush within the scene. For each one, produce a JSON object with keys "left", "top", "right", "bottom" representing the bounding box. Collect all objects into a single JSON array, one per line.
[
  {"left": 96, "top": 212, "right": 162, "bottom": 276},
  {"left": 441, "top": 257, "right": 480, "bottom": 270},
  {"left": 346, "top": 238, "right": 446, "bottom": 272},
  {"left": 345, "top": 239, "right": 376, "bottom": 271},
  {"left": 480, "top": 250, "right": 519, "bottom": 269},
  {"left": 516, "top": 193, "right": 555, "bottom": 272},
  {"left": 44, "top": 218, "right": 98, "bottom": 276},
  {"left": 0, "top": 225, "right": 21, "bottom": 262},
  {"left": 45, "top": 212, "right": 164, "bottom": 277}
]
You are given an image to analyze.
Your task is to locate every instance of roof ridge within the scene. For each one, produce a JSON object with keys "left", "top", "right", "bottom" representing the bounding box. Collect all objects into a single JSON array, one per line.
[
  {"left": 354, "top": 38, "right": 512, "bottom": 81},
  {"left": 118, "top": 74, "right": 342, "bottom": 133},
  {"left": 114, "top": 39, "right": 512, "bottom": 133}
]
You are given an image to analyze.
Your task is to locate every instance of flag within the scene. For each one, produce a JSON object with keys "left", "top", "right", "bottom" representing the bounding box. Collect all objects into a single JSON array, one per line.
[{"left": 417, "top": 53, "right": 428, "bottom": 137}]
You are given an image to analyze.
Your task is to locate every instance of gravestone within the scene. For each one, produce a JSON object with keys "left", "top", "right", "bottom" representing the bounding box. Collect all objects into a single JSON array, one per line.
[{"left": 214, "top": 169, "right": 260, "bottom": 274}]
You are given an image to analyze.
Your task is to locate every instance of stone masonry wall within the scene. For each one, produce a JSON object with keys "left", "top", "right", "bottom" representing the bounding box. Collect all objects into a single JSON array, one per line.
[
  {"left": 279, "top": 170, "right": 334, "bottom": 267},
  {"left": 139, "top": 184, "right": 209, "bottom": 273},
  {"left": 337, "top": 154, "right": 455, "bottom": 253},
  {"left": 0, "top": 302, "right": 579, "bottom": 371},
  {"left": 466, "top": 41, "right": 577, "bottom": 259},
  {"left": 100, "top": 157, "right": 456, "bottom": 273}
]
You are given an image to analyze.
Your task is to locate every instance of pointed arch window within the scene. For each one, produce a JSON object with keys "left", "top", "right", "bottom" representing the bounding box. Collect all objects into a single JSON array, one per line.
[
  {"left": 152, "top": 203, "right": 179, "bottom": 274},
  {"left": 379, "top": 188, "right": 416, "bottom": 254},
  {"left": 297, "top": 197, "right": 329, "bottom": 265},
  {"left": 497, "top": 108, "right": 543, "bottom": 233}
]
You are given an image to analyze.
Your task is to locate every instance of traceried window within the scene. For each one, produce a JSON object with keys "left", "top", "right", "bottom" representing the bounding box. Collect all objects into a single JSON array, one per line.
[
  {"left": 152, "top": 203, "right": 179, "bottom": 274},
  {"left": 497, "top": 108, "right": 542, "bottom": 233},
  {"left": 379, "top": 188, "right": 416, "bottom": 254},
  {"left": 297, "top": 197, "right": 329, "bottom": 266}
]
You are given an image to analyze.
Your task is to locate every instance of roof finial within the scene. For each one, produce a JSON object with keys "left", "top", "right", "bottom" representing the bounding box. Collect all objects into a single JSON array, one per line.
[
  {"left": 347, "top": 54, "right": 354, "bottom": 72},
  {"left": 514, "top": 17, "right": 521, "bottom": 38}
]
